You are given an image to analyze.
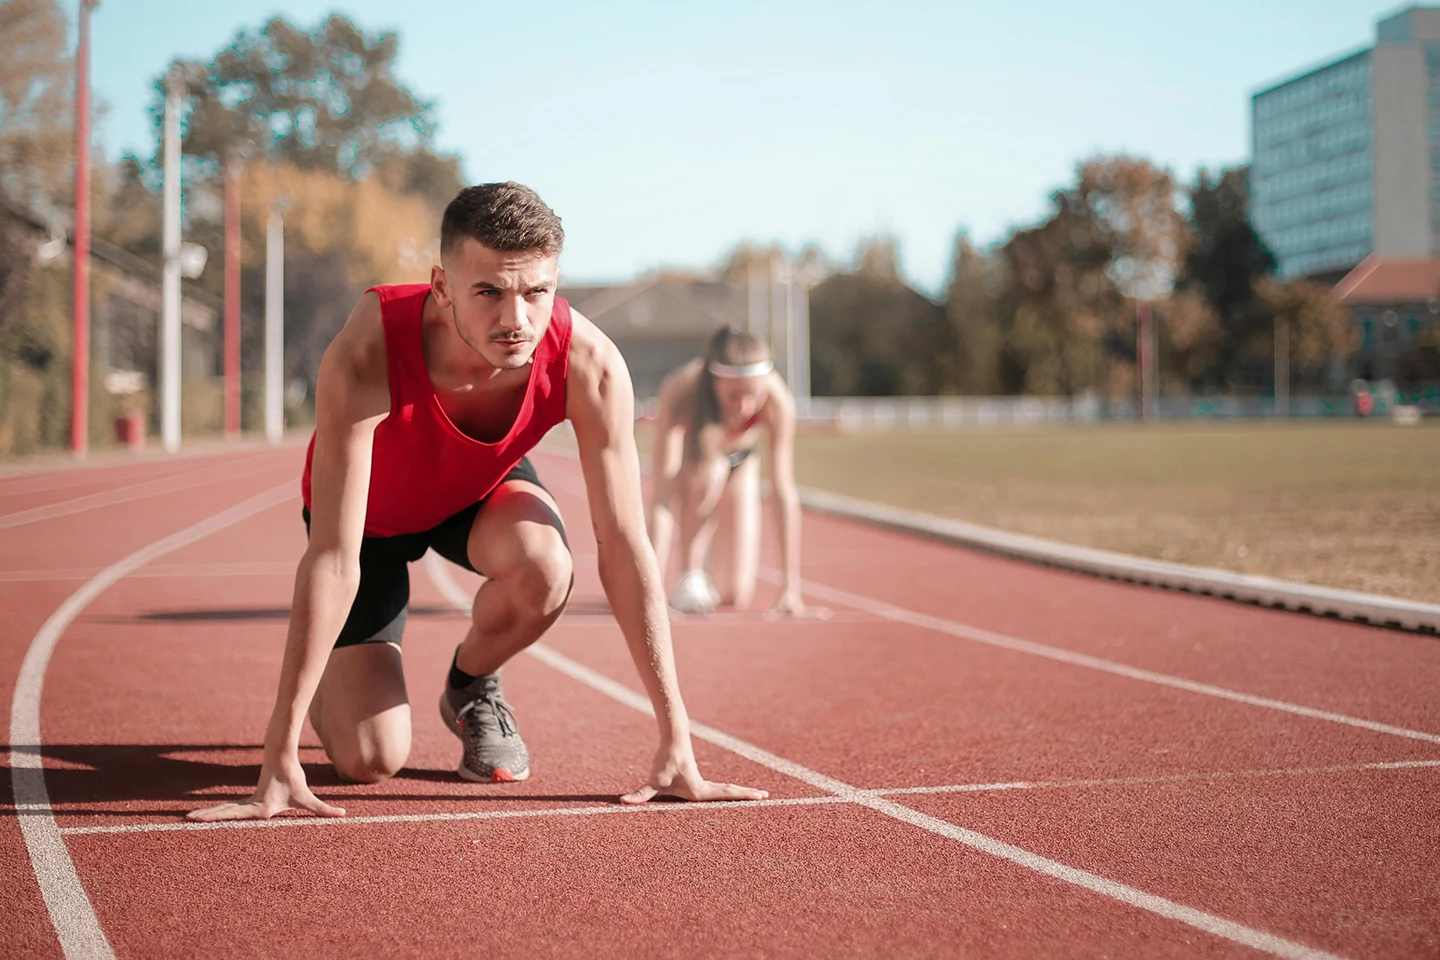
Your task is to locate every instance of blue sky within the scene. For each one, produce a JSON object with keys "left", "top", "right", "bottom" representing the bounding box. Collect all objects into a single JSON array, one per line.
[{"left": 86, "top": 0, "right": 1402, "bottom": 294}]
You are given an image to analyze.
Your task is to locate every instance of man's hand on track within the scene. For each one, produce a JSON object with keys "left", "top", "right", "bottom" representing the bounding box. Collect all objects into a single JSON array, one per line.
[
  {"left": 187, "top": 752, "right": 346, "bottom": 822},
  {"left": 620, "top": 742, "right": 769, "bottom": 805}
]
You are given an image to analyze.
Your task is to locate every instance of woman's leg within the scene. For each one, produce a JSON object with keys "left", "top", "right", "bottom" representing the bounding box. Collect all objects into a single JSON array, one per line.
[
  {"left": 709, "top": 455, "right": 762, "bottom": 609},
  {"left": 676, "top": 453, "right": 731, "bottom": 578}
]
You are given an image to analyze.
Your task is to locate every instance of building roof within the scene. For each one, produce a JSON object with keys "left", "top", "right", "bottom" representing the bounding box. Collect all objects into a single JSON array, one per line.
[
  {"left": 1334, "top": 255, "right": 1440, "bottom": 305},
  {"left": 560, "top": 277, "right": 746, "bottom": 341}
]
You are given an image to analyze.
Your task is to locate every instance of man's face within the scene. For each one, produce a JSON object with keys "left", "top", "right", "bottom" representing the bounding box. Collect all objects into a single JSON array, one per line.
[
  {"left": 715, "top": 374, "right": 770, "bottom": 427},
  {"left": 432, "top": 238, "right": 559, "bottom": 371}
]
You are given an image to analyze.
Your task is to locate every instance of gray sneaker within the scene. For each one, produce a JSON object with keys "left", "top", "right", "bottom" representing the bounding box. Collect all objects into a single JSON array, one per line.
[{"left": 439, "top": 671, "right": 530, "bottom": 783}]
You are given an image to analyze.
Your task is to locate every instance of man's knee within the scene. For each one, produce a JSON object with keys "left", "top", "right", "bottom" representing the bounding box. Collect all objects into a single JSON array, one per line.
[
  {"left": 512, "top": 537, "right": 573, "bottom": 621},
  {"left": 330, "top": 735, "right": 408, "bottom": 784}
]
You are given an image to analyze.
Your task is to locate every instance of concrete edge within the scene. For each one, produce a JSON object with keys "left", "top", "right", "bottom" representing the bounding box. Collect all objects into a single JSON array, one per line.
[{"left": 799, "top": 486, "right": 1440, "bottom": 636}]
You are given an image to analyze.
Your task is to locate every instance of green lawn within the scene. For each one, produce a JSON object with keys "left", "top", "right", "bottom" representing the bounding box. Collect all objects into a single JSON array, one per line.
[{"left": 792, "top": 420, "right": 1440, "bottom": 604}]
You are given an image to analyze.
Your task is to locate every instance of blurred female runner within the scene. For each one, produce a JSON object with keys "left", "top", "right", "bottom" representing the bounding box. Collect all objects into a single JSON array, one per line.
[{"left": 647, "top": 326, "right": 823, "bottom": 617}]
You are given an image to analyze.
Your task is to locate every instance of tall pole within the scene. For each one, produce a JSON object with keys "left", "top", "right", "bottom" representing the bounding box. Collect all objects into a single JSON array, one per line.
[
  {"left": 1275, "top": 317, "right": 1290, "bottom": 418},
  {"left": 783, "top": 263, "right": 797, "bottom": 391},
  {"left": 746, "top": 261, "right": 764, "bottom": 337},
  {"left": 224, "top": 155, "right": 241, "bottom": 438},
  {"left": 70, "top": 0, "right": 97, "bottom": 458},
  {"left": 767, "top": 254, "right": 785, "bottom": 359},
  {"left": 264, "top": 206, "right": 285, "bottom": 444},
  {"left": 793, "top": 272, "right": 811, "bottom": 418},
  {"left": 1135, "top": 300, "right": 1151, "bottom": 420},
  {"left": 160, "top": 67, "right": 183, "bottom": 452}
]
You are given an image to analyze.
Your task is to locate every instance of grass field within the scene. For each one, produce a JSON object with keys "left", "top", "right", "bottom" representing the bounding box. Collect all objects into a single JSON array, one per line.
[{"left": 790, "top": 420, "right": 1440, "bottom": 604}]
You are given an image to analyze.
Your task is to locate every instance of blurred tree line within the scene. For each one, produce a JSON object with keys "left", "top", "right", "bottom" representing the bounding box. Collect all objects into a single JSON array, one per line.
[
  {"left": 808, "top": 157, "right": 1359, "bottom": 400},
  {"left": 0, "top": 4, "right": 462, "bottom": 453}
]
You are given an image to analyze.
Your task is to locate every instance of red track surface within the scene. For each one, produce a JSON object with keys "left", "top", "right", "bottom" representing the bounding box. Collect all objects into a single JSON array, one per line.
[{"left": 3, "top": 444, "right": 1438, "bottom": 959}]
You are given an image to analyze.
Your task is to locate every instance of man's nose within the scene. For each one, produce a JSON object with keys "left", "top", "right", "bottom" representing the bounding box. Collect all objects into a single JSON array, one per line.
[{"left": 499, "top": 295, "right": 526, "bottom": 330}]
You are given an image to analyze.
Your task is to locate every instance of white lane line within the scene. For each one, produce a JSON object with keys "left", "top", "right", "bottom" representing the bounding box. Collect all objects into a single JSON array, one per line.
[
  {"left": 424, "top": 552, "right": 1343, "bottom": 960},
  {"left": 57, "top": 759, "right": 1440, "bottom": 839},
  {"left": 779, "top": 572, "right": 1440, "bottom": 746},
  {"left": 869, "top": 759, "right": 1440, "bottom": 797},
  {"left": 0, "top": 458, "right": 286, "bottom": 531},
  {"left": 58, "top": 795, "right": 849, "bottom": 837},
  {"left": 0, "top": 562, "right": 297, "bottom": 584},
  {"left": 11, "top": 479, "right": 299, "bottom": 960},
  {"left": 755, "top": 563, "right": 1440, "bottom": 748},
  {"left": 0, "top": 462, "right": 212, "bottom": 497},
  {"left": 536, "top": 449, "right": 1440, "bottom": 748},
  {"left": 0, "top": 461, "right": 225, "bottom": 525}
]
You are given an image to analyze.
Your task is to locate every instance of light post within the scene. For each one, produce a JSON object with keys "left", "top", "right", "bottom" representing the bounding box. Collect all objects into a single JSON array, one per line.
[
  {"left": 1275, "top": 316, "right": 1290, "bottom": 418},
  {"left": 160, "top": 65, "right": 183, "bottom": 452},
  {"left": 264, "top": 198, "right": 288, "bottom": 444},
  {"left": 70, "top": 0, "right": 100, "bottom": 457},
  {"left": 223, "top": 149, "right": 246, "bottom": 439}
]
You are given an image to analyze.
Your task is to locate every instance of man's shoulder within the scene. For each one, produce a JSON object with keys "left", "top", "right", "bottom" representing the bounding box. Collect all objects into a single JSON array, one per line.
[
  {"left": 564, "top": 306, "right": 622, "bottom": 381},
  {"left": 317, "top": 291, "right": 391, "bottom": 419}
]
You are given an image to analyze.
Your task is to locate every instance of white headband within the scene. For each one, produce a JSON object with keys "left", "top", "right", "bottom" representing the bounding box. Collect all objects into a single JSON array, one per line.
[{"left": 707, "top": 359, "right": 773, "bottom": 379}]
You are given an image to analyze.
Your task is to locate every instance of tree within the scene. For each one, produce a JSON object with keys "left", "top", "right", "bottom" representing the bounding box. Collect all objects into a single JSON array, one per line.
[
  {"left": 234, "top": 159, "right": 437, "bottom": 406},
  {"left": 943, "top": 235, "right": 1005, "bottom": 394},
  {"left": 809, "top": 236, "right": 951, "bottom": 396},
  {"left": 164, "top": 16, "right": 450, "bottom": 183},
  {"left": 1175, "top": 166, "right": 1277, "bottom": 390},
  {"left": 0, "top": 0, "right": 76, "bottom": 454},
  {"left": 115, "top": 14, "right": 468, "bottom": 426},
  {"left": 1253, "top": 277, "right": 1358, "bottom": 389},
  {"left": 0, "top": 0, "right": 72, "bottom": 211},
  {"left": 992, "top": 156, "right": 1188, "bottom": 398}
]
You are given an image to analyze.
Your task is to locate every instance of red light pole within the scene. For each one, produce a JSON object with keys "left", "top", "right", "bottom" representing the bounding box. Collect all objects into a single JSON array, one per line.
[
  {"left": 224, "top": 153, "right": 241, "bottom": 438},
  {"left": 71, "top": 0, "right": 99, "bottom": 457}
]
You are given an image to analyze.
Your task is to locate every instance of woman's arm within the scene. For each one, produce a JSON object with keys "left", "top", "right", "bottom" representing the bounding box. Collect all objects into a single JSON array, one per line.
[
  {"left": 646, "top": 383, "right": 687, "bottom": 586},
  {"left": 764, "top": 378, "right": 808, "bottom": 615}
]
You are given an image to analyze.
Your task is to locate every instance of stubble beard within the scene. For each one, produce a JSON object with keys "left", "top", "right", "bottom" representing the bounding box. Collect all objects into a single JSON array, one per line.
[{"left": 452, "top": 306, "right": 532, "bottom": 371}]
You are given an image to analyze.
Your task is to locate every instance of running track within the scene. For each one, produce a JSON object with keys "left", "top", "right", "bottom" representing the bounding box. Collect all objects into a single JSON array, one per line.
[{"left": 2, "top": 443, "right": 1438, "bottom": 959}]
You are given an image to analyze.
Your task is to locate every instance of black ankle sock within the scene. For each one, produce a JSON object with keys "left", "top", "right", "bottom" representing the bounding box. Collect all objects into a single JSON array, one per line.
[{"left": 448, "top": 652, "right": 479, "bottom": 691}]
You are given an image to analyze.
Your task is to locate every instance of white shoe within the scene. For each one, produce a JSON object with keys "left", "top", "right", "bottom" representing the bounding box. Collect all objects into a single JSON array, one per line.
[{"left": 670, "top": 570, "right": 718, "bottom": 615}]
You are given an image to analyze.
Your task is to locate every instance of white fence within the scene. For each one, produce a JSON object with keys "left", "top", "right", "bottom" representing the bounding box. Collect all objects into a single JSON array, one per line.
[{"left": 799, "top": 394, "right": 1383, "bottom": 429}]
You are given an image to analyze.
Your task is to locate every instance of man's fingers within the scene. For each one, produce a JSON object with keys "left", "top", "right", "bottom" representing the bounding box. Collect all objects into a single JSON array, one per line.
[
  {"left": 619, "top": 784, "right": 659, "bottom": 805},
  {"left": 298, "top": 792, "right": 346, "bottom": 818},
  {"left": 703, "top": 782, "right": 769, "bottom": 801},
  {"left": 185, "top": 801, "right": 264, "bottom": 823}
]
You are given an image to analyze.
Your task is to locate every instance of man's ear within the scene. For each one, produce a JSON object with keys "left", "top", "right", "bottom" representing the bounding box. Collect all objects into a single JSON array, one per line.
[{"left": 431, "top": 264, "right": 452, "bottom": 308}]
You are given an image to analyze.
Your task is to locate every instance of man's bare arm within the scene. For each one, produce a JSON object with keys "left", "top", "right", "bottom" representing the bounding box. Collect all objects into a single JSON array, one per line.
[
  {"left": 189, "top": 292, "right": 390, "bottom": 822},
  {"left": 567, "top": 312, "right": 766, "bottom": 803}
]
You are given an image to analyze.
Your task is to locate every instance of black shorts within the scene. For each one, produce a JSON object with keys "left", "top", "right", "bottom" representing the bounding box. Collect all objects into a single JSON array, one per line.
[{"left": 302, "top": 457, "right": 562, "bottom": 648}]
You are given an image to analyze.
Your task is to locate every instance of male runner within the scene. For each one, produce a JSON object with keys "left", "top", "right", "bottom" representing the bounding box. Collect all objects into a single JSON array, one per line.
[{"left": 190, "top": 183, "right": 767, "bottom": 821}]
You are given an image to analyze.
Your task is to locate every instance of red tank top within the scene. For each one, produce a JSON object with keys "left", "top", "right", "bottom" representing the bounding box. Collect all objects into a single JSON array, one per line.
[{"left": 301, "top": 283, "right": 572, "bottom": 537}]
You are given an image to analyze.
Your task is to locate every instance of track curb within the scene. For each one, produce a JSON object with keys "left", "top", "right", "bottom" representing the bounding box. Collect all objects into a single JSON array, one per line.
[{"left": 799, "top": 486, "right": 1440, "bottom": 635}]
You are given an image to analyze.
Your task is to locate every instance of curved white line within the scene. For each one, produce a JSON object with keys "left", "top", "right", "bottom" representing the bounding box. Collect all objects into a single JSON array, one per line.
[
  {"left": 11, "top": 479, "right": 298, "bottom": 960},
  {"left": 0, "top": 458, "right": 286, "bottom": 531},
  {"left": 422, "top": 550, "right": 1346, "bottom": 960}
]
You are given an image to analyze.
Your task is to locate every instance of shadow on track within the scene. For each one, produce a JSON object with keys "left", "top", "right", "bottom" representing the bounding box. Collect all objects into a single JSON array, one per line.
[
  {"left": 0, "top": 743, "right": 618, "bottom": 816},
  {"left": 100, "top": 605, "right": 465, "bottom": 623}
]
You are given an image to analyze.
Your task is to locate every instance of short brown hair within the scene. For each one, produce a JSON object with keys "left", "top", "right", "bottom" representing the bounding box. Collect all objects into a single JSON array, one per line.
[{"left": 440, "top": 182, "right": 564, "bottom": 257}]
